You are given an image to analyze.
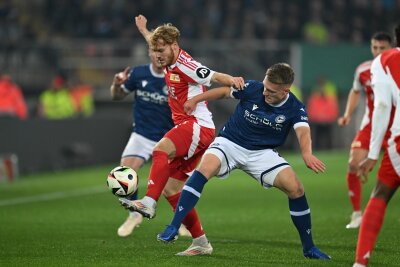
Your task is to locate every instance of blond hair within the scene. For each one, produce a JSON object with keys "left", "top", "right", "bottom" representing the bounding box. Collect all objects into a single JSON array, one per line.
[
  {"left": 266, "top": 63, "right": 294, "bottom": 86},
  {"left": 150, "top": 23, "right": 180, "bottom": 47}
]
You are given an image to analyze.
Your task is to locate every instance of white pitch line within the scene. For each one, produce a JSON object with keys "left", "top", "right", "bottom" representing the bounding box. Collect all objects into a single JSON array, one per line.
[{"left": 0, "top": 186, "right": 107, "bottom": 207}]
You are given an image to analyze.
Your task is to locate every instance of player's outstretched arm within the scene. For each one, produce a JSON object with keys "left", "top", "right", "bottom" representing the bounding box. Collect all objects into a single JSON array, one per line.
[
  {"left": 211, "top": 72, "right": 245, "bottom": 90},
  {"left": 111, "top": 67, "right": 130, "bottom": 100},
  {"left": 184, "top": 87, "right": 231, "bottom": 115},
  {"left": 135, "top": 14, "right": 152, "bottom": 44},
  {"left": 338, "top": 89, "right": 361, "bottom": 127},
  {"left": 295, "top": 126, "right": 326, "bottom": 173}
]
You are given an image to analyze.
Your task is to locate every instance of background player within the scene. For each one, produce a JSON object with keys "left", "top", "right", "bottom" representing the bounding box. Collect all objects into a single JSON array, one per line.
[
  {"left": 337, "top": 32, "right": 392, "bottom": 228},
  {"left": 157, "top": 63, "right": 330, "bottom": 259},
  {"left": 119, "top": 15, "right": 244, "bottom": 256},
  {"left": 354, "top": 25, "right": 400, "bottom": 267}
]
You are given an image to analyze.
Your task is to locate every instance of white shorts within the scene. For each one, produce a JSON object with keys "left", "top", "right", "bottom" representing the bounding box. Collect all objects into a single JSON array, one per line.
[
  {"left": 204, "top": 137, "right": 290, "bottom": 188},
  {"left": 121, "top": 132, "right": 157, "bottom": 161}
]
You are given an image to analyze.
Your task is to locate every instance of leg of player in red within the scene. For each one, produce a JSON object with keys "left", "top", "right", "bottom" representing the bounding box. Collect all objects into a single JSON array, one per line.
[
  {"left": 353, "top": 152, "right": 399, "bottom": 267},
  {"left": 345, "top": 142, "right": 369, "bottom": 229}
]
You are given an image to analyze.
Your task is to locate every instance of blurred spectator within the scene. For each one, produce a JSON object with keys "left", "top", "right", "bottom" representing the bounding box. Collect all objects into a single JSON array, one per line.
[
  {"left": 0, "top": 74, "right": 27, "bottom": 120},
  {"left": 307, "top": 77, "right": 339, "bottom": 150},
  {"left": 38, "top": 74, "right": 76, "bottom": 119},
  {"left": 70, "top": 75, "right": 95, "bottom": 117},
  {"left": 303, "top": 15, "right": 329, "bottom": 44},
  {"left": 290, "top": 84, "right": 303, "bottom": 101}
]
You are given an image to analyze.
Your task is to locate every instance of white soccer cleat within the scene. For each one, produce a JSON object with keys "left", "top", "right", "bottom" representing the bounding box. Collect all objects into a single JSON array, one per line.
[
  {"left": 119, "top": 196, "right": 157, "bottom": 219},
  {"left": 346, "top": 211, "right": 362, "bottom": 229},
  {"left": 176, "top": 242, "right": 213, "bottom": 256},
  {"left": 178, "top": 224, "right": 192, "bottom": 237},
  {"left": 117, "top": 212, "right": 143, "bottom": 237},
  {"left": 352, "top": 263, "right": 366, "bottom": 267}
]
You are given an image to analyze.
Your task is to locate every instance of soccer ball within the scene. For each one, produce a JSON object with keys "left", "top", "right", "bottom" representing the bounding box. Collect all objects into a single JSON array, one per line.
[{"left": 107, "top": 166, "right": 138, "bottom": 197}]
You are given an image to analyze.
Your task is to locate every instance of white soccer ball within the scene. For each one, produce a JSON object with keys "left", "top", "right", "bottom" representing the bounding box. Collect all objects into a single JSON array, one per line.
[{"left": 107, "top": 166, "right": 138, "bottom": 197}]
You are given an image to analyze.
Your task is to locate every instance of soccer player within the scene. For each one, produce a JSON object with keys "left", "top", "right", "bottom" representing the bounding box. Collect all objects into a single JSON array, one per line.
[
  {"left": 111, "top": 49, "right": 191, "bottom": 238},
  {"left": 157, "top": 63, "right": 331, "bottom": 259},
  {"left": 353, "top": 25, "right": 400, "bottom": 267},
  {"left": 337, "top": 32, "right": 392, "bottom": 229},
  {"left": 119, "top": 15, "right": 244, "bottom": 255}
]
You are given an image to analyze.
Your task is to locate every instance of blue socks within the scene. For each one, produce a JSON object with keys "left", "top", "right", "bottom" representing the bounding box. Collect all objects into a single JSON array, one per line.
[
  {"left": 170, "top": 170, "right": 208, "bottom": 228},
  {"left": 289, "top": 194, "right": 315, "bottom": 252}
]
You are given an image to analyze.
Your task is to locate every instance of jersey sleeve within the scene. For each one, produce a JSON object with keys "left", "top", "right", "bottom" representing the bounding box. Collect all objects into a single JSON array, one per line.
[
  {"left": 230, "top": 81, "right": 256, "bottom": 100},
  {"left": 121, "top": 67, "right": 137, "bottom": 93},
  {"left": 177, "top": 58, "right": 216, "bottom": 86},
  {"left": 293, "top": 104, "right": 310, "bottom": 129}
]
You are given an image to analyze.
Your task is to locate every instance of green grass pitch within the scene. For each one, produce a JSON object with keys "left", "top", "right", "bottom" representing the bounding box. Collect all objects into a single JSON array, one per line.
[{"left": 0, "top": 151, "right": 399, "bottom": 266}]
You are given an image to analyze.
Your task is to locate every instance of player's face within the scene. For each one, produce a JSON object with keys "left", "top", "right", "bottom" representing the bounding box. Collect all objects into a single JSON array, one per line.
[
  {"left": 370, "top": 39, "right": 391, "bottom": 58},
  {"left": 152, "top": 39, "right": 177, "bottom": 67},
  {"left": 149, "top": 49, "right": 163, "bottom": 70},
  {"left": 262, "top": 78, "right": 289, "bottom": 105}
]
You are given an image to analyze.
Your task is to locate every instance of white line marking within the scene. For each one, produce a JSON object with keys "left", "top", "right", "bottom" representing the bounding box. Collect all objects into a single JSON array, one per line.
[{"left": 0, "top": 186, "right": 107, "bottom": 207}]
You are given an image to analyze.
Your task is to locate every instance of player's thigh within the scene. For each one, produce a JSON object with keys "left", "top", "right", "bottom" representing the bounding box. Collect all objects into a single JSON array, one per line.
[
  {"left": 121, "top": 132, "right": 155, "bottom": 162},
  {"left": 273, "top": 167, "right": 304, "bottom": 198},
  {"left": 153, "top": 137, "right": 176, "bottom": 158},
  {"left": 121, "top": 156, "right": 145, "bottom": 172},
  {"left": 203, "top": 137, "right": 245, "bottom": 179}
]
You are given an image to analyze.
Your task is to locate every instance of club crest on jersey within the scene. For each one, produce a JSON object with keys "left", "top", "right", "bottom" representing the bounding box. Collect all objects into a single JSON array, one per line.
[
  {"left": 196, "top": 67, "right": 211, "bottom": 78},
  {"left": 275, "top": 115, "right": 286, "bottom": 123},
  {"left": 169, "top": 74, "right": 180, "bottom": 82},
  {"left": 252, "top": 104, "right": 258, "bottom": 111}
]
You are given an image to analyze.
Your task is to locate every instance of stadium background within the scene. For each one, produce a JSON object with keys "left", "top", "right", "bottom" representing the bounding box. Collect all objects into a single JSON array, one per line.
[{"left": 1, "top": 1, "right": 400, "bottom": 266}]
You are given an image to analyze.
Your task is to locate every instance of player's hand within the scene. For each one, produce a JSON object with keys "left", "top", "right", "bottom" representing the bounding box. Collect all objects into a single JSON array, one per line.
[
  {"left": 303, "top": 153, "right": 326, "bottom": 173},
  {"left": 357, "top": 158, "right": 377, "bottom": 183},
  {"left": 337, "top": 115, "right": 351, "bottom": 127},
  {"left": 184, "top": 99, "right": 197, "bottom": 115},
  {"left": 135, "top": 15, "right": 148, "bottom": 33},
  {"left": 231, "top": 77, "right": 245, "bottom": 90},
  {"left": 113, "top": 67, "right": 130, "bottom": 85}
]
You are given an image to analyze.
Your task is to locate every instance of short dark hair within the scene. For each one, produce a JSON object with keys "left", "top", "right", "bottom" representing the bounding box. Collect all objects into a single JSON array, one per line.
[
  {"left": 266, "top": 63, "right": 294, "bottom": 86},
  {"left": 371, "top": 31, "right": 392, "bottom": 43}
]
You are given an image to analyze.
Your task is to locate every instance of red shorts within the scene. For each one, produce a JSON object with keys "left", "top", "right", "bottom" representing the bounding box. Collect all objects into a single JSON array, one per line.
[
  {"left": 351, "top": 126, "right": 389, "bottom": 150},
  {"left": 164, "top": 120, "right": 215, "bottom": 181},
  {"left": 377, "top": 149, "right": 400, "bottom": 189}
]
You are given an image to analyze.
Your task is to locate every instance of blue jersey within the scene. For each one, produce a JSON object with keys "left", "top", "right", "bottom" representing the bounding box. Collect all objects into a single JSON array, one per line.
[
  {"left": 219, "top": 80, "right": 309, "bottom": 150},
  {"left": 122, "top": 64, "right": 174, "bottom": 142}
]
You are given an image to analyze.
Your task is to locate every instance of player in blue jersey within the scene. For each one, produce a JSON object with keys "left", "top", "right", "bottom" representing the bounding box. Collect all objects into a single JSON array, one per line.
[
  {"left": 157, "top": 63, "right": 331, "bottom": 259},
  {"left": 111, "top": 48, "right": 191, "bottom": 238}
]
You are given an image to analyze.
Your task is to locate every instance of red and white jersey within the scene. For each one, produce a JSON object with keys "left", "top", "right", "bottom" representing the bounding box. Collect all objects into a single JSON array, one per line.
[
  {"left": 164, "top": 49, "right": 215, "bottom": 128},
  {"left": 369, "top": 48, "right": 400, "bottom": 175},
  {"left": 352, "top": 60, "right": 374, "bottom": 131}
]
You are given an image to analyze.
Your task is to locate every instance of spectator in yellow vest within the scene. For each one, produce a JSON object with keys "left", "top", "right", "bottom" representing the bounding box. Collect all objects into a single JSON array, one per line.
[{"left": 38, "top": 75, "right": 76, "bottom": 119}]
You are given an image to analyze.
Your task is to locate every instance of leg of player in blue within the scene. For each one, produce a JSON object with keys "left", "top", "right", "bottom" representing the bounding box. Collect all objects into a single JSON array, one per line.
[
  {"left": 158, "top": 170, "right": 208, "bottom": 243},
  {"left": 289, "top": 194, "right": 331, "bottom": 259}
]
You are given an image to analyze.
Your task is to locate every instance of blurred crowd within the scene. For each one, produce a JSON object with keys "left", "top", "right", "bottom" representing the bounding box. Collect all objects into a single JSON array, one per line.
[{"left": 1, "top": 0, "right": 399, "bottom": 44}]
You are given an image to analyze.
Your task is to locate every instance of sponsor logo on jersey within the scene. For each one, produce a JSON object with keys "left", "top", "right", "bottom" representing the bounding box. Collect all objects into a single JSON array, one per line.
[
  {"left": 252, "top": 104, "right": 258, "bottom": 111},
  {"left": 196, "top": 67, "right": 211, "bottom": 79},
  {"left": 169, "top": 74, "right": 180, "bottom": 82},
  {"left": 136, "top": 89, "right": 168, "bottom": 104},
  {"left": 275, "top": 115, "right": 286, "bottom": 123}
]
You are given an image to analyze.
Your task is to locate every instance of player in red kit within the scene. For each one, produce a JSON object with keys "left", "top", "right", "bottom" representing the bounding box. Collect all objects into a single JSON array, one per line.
[
  {"left": 119, "top": 15, "right": 244, "bottom": 256},
  {"left": 354, "top": 25, "right": 400, "bottom": 267},
  {"left": 337, "top": 32, "right": 392, "bottom": 229}
]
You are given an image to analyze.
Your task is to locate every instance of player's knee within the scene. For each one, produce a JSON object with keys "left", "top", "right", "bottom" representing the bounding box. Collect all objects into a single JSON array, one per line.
[
  {"left": 287, "top": 185, "right": 304, "bottom": 198},
  {"left": 348, "top": 160, "right": 359, "bottom": 173}
]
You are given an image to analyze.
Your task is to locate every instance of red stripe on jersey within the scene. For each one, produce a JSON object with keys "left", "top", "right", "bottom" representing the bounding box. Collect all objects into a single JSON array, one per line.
[{"left": 177, "top": 59, "right": 197, "bottom": 71}]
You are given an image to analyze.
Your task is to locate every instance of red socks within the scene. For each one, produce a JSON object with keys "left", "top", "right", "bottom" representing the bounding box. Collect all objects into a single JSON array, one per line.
[
  {"left": 355, "top": 197, "right": 387, "bottom": 266},
  {"left": 166, "top": 193, "right": 205, "bottom": 238},
  {"left": 146, "top": 151, "right": 169, "bottom": 201},
  {"left": 347, "top": 172, "right": 362, "bottom": 211}
]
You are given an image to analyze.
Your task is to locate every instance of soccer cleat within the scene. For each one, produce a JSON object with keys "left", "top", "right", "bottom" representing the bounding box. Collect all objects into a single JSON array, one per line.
[
  {"left": 178, "top": 224, "right": 192, "bottom": 237},
  {"left": 176, "top": 242, "right": 213, "bottom": 256},
  {"left": 119, "top": 197, "right": 156, "bottom": 219},
  {"left": 352, "top": 263, "right": 366, "bottom": 267},
  {"left": 157, "top": 225, "right": 179, "bottom": 243},
  {"left": 303, "top": 246, "right": 331, "bottom": 260},
  {"left": 346, "top": 211, "right": 362, "bottom": 229},
  {"left": 117, "top": 212, "right": 143, "bottom": 237}
]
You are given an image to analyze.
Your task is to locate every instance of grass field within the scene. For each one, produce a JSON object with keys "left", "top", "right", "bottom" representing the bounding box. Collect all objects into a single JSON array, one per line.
[{"left": 0, "top": 150, "right": 399, "bottom": 267}]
